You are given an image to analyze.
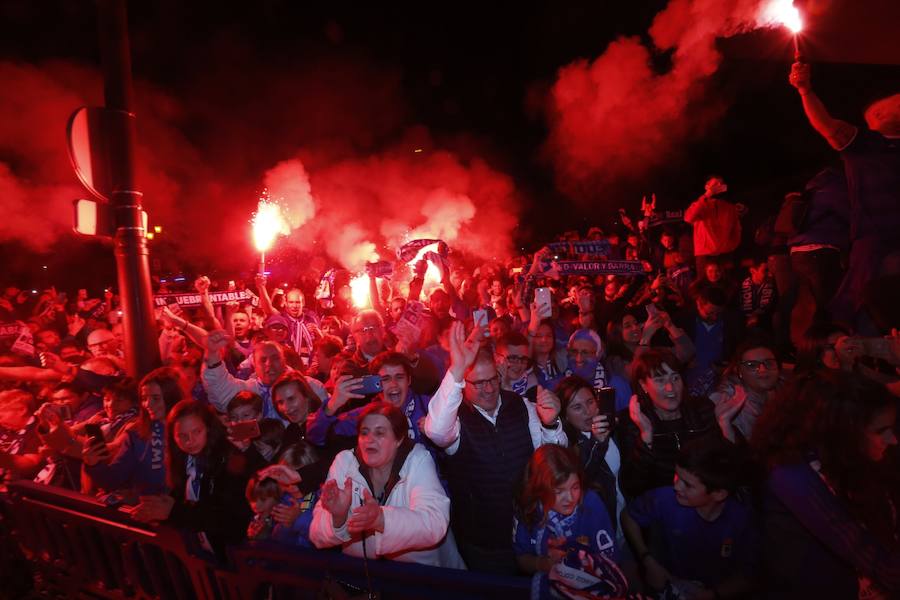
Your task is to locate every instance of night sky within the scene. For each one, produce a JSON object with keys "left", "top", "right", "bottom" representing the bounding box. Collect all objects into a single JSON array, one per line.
[{"left": 1, "top": 0, "right": 898, "bottom": 290}]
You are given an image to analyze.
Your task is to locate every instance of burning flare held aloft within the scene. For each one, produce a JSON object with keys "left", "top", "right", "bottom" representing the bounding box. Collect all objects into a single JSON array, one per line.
[{"left": 252, "top": 190, "right": 290, "bottom": 273}]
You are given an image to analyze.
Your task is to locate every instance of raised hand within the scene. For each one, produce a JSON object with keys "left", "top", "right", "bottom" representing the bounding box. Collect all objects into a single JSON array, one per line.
[
  {"left": 789, "top": 61, "right": 811, "bottom": 93},
  {"left": 255, "top": 273, "right": 268, "bottom": 290},
  {"left": 205, "top": 329, "right": 231, "bottom": 365},
  {"left": 326, "top": 375, "right": 365, "bottom": 416},
  {"left": 448, "top": 320, "right": 483, "bottom": 382},
  {"left": 194, "top": 276, "right": 211, "bottom": 294},
  {"left": 536, "top": 386, "right": 561, "bottom": 427},
  {"left": 629, "top": 394, "right": 653, "bottom": 446},
  {"left": 714, "top": 385, "right": 747, "bottom": 443},
  {"left": 320, "top": 477, "right": 353, "bottom": 528}
]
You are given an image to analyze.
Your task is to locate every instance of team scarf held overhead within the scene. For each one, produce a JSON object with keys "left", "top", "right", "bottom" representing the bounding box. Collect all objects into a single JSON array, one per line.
[
  {"left": 396, "top": 239, "right": 449, "bottom": 263},
  {"left": 546, "top": 240, "right": 612, "bottom": 257},
  {"left": 537, "top": 260, "right": 646, "bottom": 282},
  {"left": 153, "top": 290, "right": 260, "bottom": 309}
]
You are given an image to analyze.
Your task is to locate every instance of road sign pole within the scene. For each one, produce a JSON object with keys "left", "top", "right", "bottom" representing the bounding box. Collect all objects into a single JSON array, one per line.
[{"left": 97, "top": 0, "right": 160, "bottom": 377}]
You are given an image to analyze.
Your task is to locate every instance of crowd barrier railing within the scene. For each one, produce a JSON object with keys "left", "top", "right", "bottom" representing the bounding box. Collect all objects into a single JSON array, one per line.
[{"left": 3, "top": 481, "right": 532, "bottom": 599}]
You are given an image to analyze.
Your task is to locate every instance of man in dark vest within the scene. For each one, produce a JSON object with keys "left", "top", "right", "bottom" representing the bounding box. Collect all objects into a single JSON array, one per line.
[{"left": 424, "top": 321, "right": 567, "bottom": 574}]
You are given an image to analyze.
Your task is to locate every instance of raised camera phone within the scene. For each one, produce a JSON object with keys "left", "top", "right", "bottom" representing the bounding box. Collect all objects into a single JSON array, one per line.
[
  {"left": 356, "top": 375, "right": 384, "bottom": 395},
  {"left": 597, "top": 388, "right": 616, "bottom": 425},
  {"left": 534, "top": 287, "right": 552, "bottom": 319}
]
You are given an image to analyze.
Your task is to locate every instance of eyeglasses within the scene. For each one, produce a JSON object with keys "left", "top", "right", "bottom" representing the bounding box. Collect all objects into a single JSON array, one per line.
[
  {"left": 568, "top": 349, "right": 595, "bottom": 358},
  {"left": 740, "top": 359, "right": 778, "bottom": 372},
  {"left": 353, "top": 325, "right": 380, "bottom": 335},
  {"left": 465, "top": 375, "right": 499, "bottom": 390}
]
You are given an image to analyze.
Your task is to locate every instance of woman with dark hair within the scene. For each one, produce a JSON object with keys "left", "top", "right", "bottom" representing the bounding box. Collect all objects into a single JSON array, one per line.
[
  {"left": 710, "top": 337, "right": 783, "bottom": 444},
  {"left": 555, "top": 376, "right": 621, "bottom": 530},
  {"left": 528, "top": 318, "right": 566, "bottom": 390},
  {"left": 271, "top": 371, "right": 321, "bottom": 447},
  {"left": 310, "top": 401, "right": 463, "bottom": 568},
  {"left": 606, "top": 306, "right": 695, "bottom": 383},
  {"left": 618, "top": 348, "right": 720, "bottom": 499},
  {"left": 513, "top": 445, "right": 625, "bottom": 598},
  {"left": 752, "top": 370, "right": 900, "bottom": 597},
  {"left": 130, "top": 400, "right": 254, "bottom": 554},
  {"left": 82, "top": 368, "right": 184, "bottom": 496}
]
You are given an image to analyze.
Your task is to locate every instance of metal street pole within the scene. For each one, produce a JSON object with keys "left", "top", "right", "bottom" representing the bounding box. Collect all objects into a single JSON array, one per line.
[{"left": 96, "top": 0, "right": 160, "bottom": 376}]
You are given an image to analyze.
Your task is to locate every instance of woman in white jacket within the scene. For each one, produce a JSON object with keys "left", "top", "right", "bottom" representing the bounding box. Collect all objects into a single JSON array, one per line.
[{"left": 310, "top": 401, "right": 465, "bottom": 568}]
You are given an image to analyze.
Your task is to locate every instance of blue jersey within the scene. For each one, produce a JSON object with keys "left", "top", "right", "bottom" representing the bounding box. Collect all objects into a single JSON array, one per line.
[{"left": 626, "top": 486, "right": 759, "bottom": 586}]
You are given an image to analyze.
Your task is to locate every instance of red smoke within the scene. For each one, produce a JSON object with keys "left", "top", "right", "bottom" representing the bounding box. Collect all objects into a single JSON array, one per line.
[
  {"left": 263, "top": 137, "right": 519, "bottom": 272},
  {"left": 0, "top": 52, "right": 520, "bottom": 275},
  {"left": 545, "top": 0, "right": 771, "bottom": 200}
]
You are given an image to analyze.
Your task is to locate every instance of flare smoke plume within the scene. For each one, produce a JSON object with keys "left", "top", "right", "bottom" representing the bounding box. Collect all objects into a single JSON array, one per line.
[
  {"left": 0, "top": 55, "right": 519, "bottom": 274},
  {"left": 545, "top": 0, "right": 780, "bottom": 199}
]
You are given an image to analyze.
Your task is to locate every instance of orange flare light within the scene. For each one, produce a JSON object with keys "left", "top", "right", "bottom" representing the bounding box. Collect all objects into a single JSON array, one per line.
[
  {"left": 252, "top": 195, "right": 290, "bottom": 254},
  {"left": 764, "top": 0, "right": 802, "bottom": 33},
  {"left": 350, "top": 274, "right": 371, "bottom": 309}
]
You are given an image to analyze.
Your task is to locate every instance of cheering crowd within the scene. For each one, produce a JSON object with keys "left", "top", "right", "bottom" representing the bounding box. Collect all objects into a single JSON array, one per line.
[{"left": 0, "top": 63, "right": 899, "bottom": 599}]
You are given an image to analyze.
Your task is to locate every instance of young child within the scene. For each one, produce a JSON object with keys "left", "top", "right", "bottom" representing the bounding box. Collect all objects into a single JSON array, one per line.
[
  {"left": 245, "top": 471, "right": 291, "bottom": 541},
  {"left": 226, "top": 391, "right": 281, "bottom": 463},
  {"left": 246, "top": 442, "right": 322, "bottom": 548},
  {"left": 622, "top": 439, "right": 758, "bottom": 598},
  {"left": 513, "top": 444, "right": 627, "bottom": 599}
]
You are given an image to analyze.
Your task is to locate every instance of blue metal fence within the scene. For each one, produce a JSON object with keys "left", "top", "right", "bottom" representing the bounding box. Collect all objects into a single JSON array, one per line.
[{"left": 3, "top": 481, "right": 532, "bottom": 599}]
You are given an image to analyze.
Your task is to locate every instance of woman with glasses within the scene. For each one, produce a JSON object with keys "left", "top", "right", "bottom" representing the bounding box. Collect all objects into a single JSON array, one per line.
[
  {"left": 618, "top": 348, "right": 719, "bottom": 499},
  {"left": 710, "top": 338, "right": 783, "bottom": 444}
]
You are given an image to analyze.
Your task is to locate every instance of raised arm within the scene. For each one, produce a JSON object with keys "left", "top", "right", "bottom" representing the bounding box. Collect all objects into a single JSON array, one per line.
[
  {"left": 407, "top": 260, "right": 427, "bottom": 302},
  {"left": 422, "top": 321, "right": 480, "bottom": 450},
  {"left": 194, "top": 276, "right": 223, "bottom": 330},
  {"left": 789, "top": 62, "right": 857, "bottom": 151},
  {"left": 255, "top": 273, "right": 278, "bottom": 316}
]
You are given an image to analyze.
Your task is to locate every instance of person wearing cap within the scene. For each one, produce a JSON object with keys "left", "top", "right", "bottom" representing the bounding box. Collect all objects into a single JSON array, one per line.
[{"left": 264, "top": 314, "right": 291, "bottom": 346}]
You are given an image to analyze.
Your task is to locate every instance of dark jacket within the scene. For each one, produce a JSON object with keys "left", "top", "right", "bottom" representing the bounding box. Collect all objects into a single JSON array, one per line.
[
  {"left": 616, "top": 396, "right": 720, "bottom": 499},
  {"left": 566, "top": 427, "right": 618, "bottom": 529},
  {"left": 167, "top": 440, "right": 264, "bottom": 553}
]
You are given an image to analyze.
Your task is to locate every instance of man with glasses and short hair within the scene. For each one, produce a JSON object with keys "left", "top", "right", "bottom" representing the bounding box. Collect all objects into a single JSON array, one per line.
[
  {"left": 495, "top": 332, "right": 538, "bottom": 400},
  {"left": 424, "top": 321, "right": 567, "bottom": 574}
]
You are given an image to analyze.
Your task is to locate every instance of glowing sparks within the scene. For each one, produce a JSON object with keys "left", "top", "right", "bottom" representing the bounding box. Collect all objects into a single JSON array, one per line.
[
  {"left": 763, "top": 0, "right": 802, "bottom": 33},
  {"left": 349, "top": 274, "right": 371, "bottom": 308},
  {"left": 252, "top": 190, "right": 290, "bottom": 253}
]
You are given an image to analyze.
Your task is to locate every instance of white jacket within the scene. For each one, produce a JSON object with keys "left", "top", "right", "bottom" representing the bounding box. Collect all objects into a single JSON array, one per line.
[{"left": 310, "top": 443, "right": 465, "bottom": 569}]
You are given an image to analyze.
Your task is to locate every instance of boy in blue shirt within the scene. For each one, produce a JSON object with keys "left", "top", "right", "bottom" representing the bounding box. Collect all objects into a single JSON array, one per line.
[{"left": 622, "top": 439, "right": 757, "bottom": 598}]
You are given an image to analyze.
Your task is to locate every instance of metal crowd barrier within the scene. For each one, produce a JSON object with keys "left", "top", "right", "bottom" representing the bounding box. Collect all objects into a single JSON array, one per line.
[{"left": 3, "top": 481, "right": 532, "bottom": 599}]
